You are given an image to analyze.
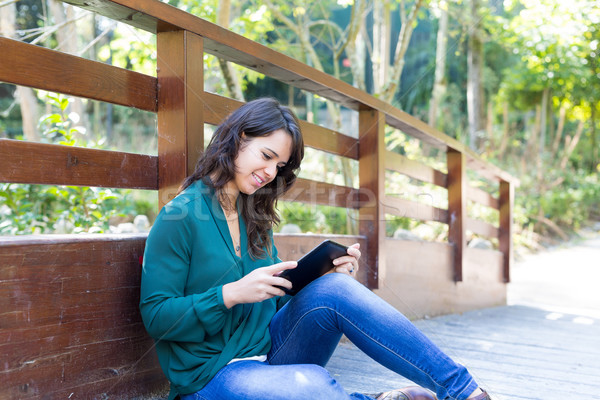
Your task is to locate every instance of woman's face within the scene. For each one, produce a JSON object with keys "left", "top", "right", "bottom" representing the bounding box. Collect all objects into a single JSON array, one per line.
[{"left": 229, "top": 129, "right": 293, "bottom": 196}]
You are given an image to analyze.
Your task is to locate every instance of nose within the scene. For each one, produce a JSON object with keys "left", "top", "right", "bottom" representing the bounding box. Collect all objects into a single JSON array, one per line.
[{"left": 265, "top": 162, "right": 277, "bottom": 178}]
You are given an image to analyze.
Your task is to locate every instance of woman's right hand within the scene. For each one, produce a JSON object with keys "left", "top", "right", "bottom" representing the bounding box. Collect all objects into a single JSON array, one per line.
[{"left": 222, "top": 261, "right": 297, "bottom": 309}]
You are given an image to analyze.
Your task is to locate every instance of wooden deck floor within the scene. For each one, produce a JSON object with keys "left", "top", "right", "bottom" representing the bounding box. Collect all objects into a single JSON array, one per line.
[
  {"left": 327, "top": 234, "right": 600, "bottom": 400},
  {"left": 327, "top": 304, "right": 600, "bottom": 399}
]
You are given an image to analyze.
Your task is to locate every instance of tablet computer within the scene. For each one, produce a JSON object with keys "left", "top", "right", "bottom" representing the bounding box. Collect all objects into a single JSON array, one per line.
[{"left": 279, "top": 239, "right": 348, "bottom": 295}]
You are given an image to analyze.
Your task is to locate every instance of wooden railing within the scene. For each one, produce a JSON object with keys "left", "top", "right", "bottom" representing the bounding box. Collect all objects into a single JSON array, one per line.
[
  {"left": 0, "top": 0, "right": 516, "bottom": 398},
  {"left": 0, "top": 0, "right": 516, "bottom": 285}
]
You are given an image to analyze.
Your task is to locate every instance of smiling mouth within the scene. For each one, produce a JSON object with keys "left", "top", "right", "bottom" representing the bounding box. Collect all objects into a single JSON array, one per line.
[{"left": 252, "top": 173, "right": 265, "bottom": 185}]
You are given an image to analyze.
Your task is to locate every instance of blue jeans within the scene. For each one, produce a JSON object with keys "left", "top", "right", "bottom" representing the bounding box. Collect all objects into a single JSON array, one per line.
[{"left": 181, "top": 273, "right": 478, "bottom": 400}]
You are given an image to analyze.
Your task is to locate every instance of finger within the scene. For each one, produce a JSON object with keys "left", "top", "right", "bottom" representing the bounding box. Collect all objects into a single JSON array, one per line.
[
  {"left": 334, "top": 266, "right": 348, "bottom": 274},
  {"left": 346, "top": 262, "right": 356, "bottom": 274},
  {"left": 333, "top": 255, "right": 356, "bottom": 266},
  {"left": 347, "top": 246, "right": 361, "bottom": 259},
  {"left": 269, "top": 261, "right": 298, "bottom": 274},
  {"left": 271, "top": 276, "right": 293, "bottom": 290},
  {"left": 334, "top": 265, "right": 353, "bottom": 275},
  {"left": 263, "top": 284, "right": 287, "bottom": 298}
]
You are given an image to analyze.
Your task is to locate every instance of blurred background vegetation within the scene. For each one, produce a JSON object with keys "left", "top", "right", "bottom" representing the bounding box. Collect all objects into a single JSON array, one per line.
[{"left": 0, "top": 0, "right": 598, "bottom": 254}]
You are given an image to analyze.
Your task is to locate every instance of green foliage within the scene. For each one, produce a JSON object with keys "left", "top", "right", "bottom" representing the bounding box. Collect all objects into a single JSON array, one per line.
[
  {"left": 3, "top": 0, "right": 599, "bottom": 247},
  {"left": 276, "top": 202, "right": 349, "bottom": 235},
  {"left": 0, "top": 94, "right": 141, "bottom": 235},
  {"left": 538, "top": 173, "right": 599, "bottom": 231}
]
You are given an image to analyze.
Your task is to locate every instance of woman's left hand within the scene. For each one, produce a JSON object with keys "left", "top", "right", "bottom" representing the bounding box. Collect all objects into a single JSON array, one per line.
[{"left": 332, "top": 243, "right": 361, "bottom": 278}]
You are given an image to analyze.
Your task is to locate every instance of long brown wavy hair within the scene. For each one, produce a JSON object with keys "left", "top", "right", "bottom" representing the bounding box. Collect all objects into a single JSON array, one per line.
[{"left": 179, "top": 98, "right": 304, "bottom": 259}]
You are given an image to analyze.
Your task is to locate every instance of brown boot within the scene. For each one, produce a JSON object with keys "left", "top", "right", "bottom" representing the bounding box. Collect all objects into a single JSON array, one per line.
[{"left": 366, "top": 385, "right": 437, "bottom": 400}]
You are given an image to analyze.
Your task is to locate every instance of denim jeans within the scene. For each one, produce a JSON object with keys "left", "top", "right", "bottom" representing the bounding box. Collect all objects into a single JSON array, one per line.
[{"left": 181, "top": 273, "right": 478, "bottom": 400}]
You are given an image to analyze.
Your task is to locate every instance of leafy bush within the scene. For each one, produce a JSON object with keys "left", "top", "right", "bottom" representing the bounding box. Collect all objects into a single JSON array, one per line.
[
  {"left": 276, "top": 202, "right": 349, "bottom": 235},
  {"left": 0, "top": 93, "right": 143, "bottom": 235},
  {"left": 539, "top": 172, "right": 600, "bottom": 231}
]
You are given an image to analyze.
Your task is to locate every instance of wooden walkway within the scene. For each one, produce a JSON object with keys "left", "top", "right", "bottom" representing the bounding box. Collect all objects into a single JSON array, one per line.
[
  {"left": 327, "top": 304, "right": 600, "bottom": 399},
  {"left": 328, "top": 234, "right": 600, "bottom": 400}
]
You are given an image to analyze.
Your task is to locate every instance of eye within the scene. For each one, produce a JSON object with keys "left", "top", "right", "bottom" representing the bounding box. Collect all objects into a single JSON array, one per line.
[{"left": 262, "top": 152, "right": 273, "bottom": 160}]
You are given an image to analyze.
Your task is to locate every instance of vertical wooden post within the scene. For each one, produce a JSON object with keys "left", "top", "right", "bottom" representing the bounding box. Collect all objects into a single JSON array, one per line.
[
  {"left": 447, "top": 149, "right": 466, "bottom": 281},
  {"left": 499, "top": 180, "right": 513, "bottom": 282},
  {"left": 358, "top": 108, "right": 386, "bottom": 289},
  {"left": 157, "top": 30, "right": 205, "bottom": 208}
]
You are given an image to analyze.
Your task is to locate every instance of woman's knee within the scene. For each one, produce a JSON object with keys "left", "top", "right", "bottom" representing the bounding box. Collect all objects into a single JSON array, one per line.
[
  {"left": 302, "top": 273, "right": 371, "bottom": 304},
  {"left": 223, "top": 363, "right": 347, "bottom": 400},
  {"left": 288, "top": 364, "right": 348, "bottom": 399}
]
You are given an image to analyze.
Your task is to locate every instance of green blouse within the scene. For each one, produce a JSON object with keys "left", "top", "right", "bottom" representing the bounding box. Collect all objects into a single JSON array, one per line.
[{"left": 139, "top": 180, "right": 285, "bottom": 397}]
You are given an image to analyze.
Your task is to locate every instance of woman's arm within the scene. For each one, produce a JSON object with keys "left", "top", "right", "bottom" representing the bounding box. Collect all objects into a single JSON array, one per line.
[{"left": 139, "top": 209, "right": 230, "bottom": 343}]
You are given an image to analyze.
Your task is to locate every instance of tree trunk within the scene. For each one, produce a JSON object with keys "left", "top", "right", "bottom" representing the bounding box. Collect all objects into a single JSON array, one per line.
[
  {"left": 466, "top": 0, "right": 485, "bottom": 151},
  {"left": 485, "top": 100, "right": 493, "bottom": 153},
  {"left": 539, "top": 86, "right": 549, "bottom": 157},
  {"left": 560, "top": 120, "right": 585, "bottom": 170},
  {"left": 529, "top": 106, "right": 541, "bottom": 157},
  {"left": 346, "top": 0, "right": 367, "bottom": 91},
  {"left": 551, "top": 104, "right": 566, "bottom": 157},
  {"left": 372, "top": 1, "right": 390, "bottom": 94},
  {"left": 48, "top": 0, "right": 87, "bottom": 135},
  {"left": 381, "top": 0, "right": 425, "bottom": 104},
  {"left": 428, "top": 1, "right": 448, "bottom": 129},
  {"left": 217, "top": 0, "right": 244, "bottom": 101},
  {"left": 1, "top": 1, "right": 40, "bottom": 141},
  {"left": 591, "top": 105, "right": 597, "bottom": 173},
  {"left": 498, "top": 101, "right": 510, "bottom": 155},
  {"left": 49, "top": 0, "right": 77, "bottom": 54}
]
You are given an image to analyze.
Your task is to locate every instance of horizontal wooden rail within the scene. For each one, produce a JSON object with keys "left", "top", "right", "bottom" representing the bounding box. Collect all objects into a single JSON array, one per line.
[
  {"left": 468, "top": 186, "right": 500, "bottom": 210},
  {"left": 385, "top": 151, "right": 447, "bottom": 187},
  {"left": 0, "top": 37, "right": 157, "bottom": 112},
  {"left": 203, "top": 92, "right": 359, "bottom": 159},
  {"left": 0, "top": 139, "right": 158, "bottom": 189},
  {"left": 383, "top": 195, "right": 448, "bottom": 223},
  {"left": 281, "top": 178, "right": 357, "bottom": 209},
  {"left": 466, "top": 217, "right": 500, "bottom": 238},
  {"left": 63, "top": 0, "right": 517, "bottom": 185}
]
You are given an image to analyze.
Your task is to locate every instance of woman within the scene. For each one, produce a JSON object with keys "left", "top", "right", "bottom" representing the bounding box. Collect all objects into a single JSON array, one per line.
[{"left": 140, "top": 98, "right": 492, "bottom": 400}]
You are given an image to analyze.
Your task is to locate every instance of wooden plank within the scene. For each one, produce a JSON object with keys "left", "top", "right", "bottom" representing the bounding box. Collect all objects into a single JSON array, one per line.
[
  {"left": 329, "top": 305, "right": 600, "bottom": 399},
  {"left": 468, "top": 185, "right": 499, "bottom": 209},
  {"left": 467, "top": 217, "right": 499, "bottom": 238},
  {"left": 281, "top": 178, "right": 356, "bottom": 209},
  {"left": 202, "top": 91, "right": 243, "bottom": 125},
  {"left": 61, "top": 0, "right": 517, "bottom": 185},
  {"left": 0, "top": 139, "right": 158, "bottom": 189},
  {"left": 0, "top": 234, "right": 168, "bottom": 399},
  {"left": 157, "top": 30, "right": 205, "bottom": 208},
  {"left": 0, "top": 37, "right": 157, "bottom": 112},
  {"left": 499, "top": 180, "right": 513, "bottom": 282},
  {"left": 358, "top": 108, "right": 386, "bottom": 289},
  {"left": 203, "top": 92, "right": 359, "bottom": 159},
  {"left": 383, "top": 196, "right": 448, "bottom": 223},
  {"left": 447, "top": 149, "right": 466, "bottom": 281},
  {"left": 301, "top": 121, "right": 359, "bottom": 160},
  {"left": 385, "top": 151, "right": 447, "bottom": 187},
  {"left": 466, "top": 156, "right": 518, "bottom": 186}
]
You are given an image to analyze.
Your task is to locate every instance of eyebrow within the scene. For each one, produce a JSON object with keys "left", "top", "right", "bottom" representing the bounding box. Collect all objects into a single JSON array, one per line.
[{"left": 264, "top": 147, "right": 280, "bottom": 158}]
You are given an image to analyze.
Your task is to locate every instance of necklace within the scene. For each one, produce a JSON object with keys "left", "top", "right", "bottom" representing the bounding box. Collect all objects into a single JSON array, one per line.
[{"left": 224, "top": 208, "right": 241, "bottom": 254}]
